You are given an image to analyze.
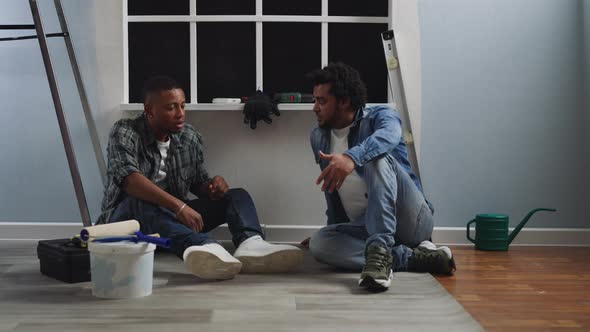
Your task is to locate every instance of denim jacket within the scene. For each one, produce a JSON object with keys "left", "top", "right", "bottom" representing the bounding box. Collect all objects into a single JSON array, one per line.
[{"left": 309, "top": 105, "right": 425, "bottom": 225}]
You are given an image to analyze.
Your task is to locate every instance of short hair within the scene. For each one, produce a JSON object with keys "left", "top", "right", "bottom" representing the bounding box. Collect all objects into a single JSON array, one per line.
[
  {"left": 142, "top": 76, "right": 182, "bottom": 102},
  {"left": 306, "top": 62, "right": 367, "bottom": 110}
]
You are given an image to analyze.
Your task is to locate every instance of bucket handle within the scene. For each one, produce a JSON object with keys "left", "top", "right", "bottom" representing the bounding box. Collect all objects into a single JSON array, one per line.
[{"left": 466, "top": 219, "right": 476, "bottom": 243}]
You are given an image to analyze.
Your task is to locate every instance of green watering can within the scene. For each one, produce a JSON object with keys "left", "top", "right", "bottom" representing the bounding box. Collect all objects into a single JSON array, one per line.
[{"left": 466, "top": 208, "right": 556, "bottom": 251}]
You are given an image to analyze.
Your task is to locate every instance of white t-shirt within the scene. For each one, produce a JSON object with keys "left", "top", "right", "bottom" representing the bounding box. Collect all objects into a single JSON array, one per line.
[
  {"left": 154, "top": 139, "right": 170, "bottom": 189},
  {"left": 330, "top": 125, "right": 368, "bottom": 222}
]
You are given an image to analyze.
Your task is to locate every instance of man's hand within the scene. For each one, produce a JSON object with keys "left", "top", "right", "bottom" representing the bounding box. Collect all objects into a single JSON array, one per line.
[
  {"left": 176, "top": 204, "right": 204, "bottom": 232},
  {"left": 206, "top": 175, "right": 229, "bottom": 200},
  {"left": 316, "top": 151, "right": 356, "bottom": 193}
]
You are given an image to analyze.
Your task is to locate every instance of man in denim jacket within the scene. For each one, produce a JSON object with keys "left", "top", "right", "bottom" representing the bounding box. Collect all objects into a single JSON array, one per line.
[{"left": 305, "top": 63, "right": 455, "bottom": 292}]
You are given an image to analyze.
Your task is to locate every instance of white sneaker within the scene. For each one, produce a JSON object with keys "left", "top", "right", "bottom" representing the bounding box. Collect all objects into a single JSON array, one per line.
[
  {"left": 233, "top": 235, "right": 304, "bottom": 273},
  {"left": 418, "top": 240, "right": 453, "bottom": 259},
  {"left": 183, "top": 243, "right": 242, "bottom": 280}
]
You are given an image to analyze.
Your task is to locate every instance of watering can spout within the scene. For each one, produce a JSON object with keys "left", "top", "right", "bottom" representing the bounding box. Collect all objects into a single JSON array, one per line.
[{"left": 508, "top": 208, "right": 556, "bottom": 244}]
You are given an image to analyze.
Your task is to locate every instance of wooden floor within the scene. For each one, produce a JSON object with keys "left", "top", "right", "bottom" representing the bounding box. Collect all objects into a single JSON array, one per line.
[{"left": 435, "top": 246, "right": 590, "bottom": 331}]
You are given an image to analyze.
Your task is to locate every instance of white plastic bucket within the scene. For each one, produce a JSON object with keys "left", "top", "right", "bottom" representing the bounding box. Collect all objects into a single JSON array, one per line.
[{"left": 88, "top": 241, "right": 156, "bottom": 299}]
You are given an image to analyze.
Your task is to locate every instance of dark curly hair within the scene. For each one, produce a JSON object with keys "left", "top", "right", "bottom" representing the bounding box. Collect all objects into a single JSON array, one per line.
[{"left": 306, "top": 62, "right": 367, "bottom": 110}]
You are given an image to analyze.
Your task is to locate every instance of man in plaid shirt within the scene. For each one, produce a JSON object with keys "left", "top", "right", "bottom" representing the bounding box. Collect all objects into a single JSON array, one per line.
[{"left": 98, "top": 76, "right": 302, "bottom": 280}]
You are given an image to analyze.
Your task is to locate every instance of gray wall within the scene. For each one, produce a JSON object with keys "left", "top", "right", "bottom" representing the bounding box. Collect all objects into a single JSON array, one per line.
[
  {"left": 419, "top": 0, "right": 587, "bottom": 227},
  {"left": 1, "top": 0, "right": 587, "bottom": 229},
  {"left": 0, "top": 0, "right": 104, "bottom": 222}
]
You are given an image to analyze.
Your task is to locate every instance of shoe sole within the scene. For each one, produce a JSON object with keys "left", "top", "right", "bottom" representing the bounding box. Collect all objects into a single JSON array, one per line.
[
  {"left": 437, "top": 245, "right": 456, "bottom": 274},
  {"left": 237, "top": 249, "right": 304, "bottom": 273},
  {"left": 358, "top": 271, "right": 393, "bottom": 292},
  {"left": 448, "top": 256, "right": 457, "bottom": 275},
  {"left": 185, "top": 250, "right": 242, "bottom": 280}
]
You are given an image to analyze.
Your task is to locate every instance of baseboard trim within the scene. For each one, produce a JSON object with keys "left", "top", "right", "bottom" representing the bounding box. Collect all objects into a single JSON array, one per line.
[{"left": 1, "top": 222, "right": 589, "bottom": 246}]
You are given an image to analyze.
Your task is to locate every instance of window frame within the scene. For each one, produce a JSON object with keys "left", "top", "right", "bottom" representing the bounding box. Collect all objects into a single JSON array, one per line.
[{"left": 122, "top": 0, "right": 392, "bottom": 110}]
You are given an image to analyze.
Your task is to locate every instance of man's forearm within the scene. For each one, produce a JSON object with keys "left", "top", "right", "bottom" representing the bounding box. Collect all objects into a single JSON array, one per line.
[{"left": 122, "top": 172, "right": 184, "bottom": 214}]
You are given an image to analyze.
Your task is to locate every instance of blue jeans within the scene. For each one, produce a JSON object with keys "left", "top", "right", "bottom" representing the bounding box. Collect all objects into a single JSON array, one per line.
[
  {"left": 109, "top": 188, "right": 264, "bottom": 258},
  {"left": 309, "top": 156, "right": 434, "bottom": 271}
]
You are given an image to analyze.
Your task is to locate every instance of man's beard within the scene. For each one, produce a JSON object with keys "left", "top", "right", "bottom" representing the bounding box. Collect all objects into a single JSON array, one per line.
[{"left": 317, "top": 116, "right": 333, "bottom": 130}]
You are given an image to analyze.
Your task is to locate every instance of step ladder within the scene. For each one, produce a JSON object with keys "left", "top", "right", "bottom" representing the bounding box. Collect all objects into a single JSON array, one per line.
[
  {"left": 0, "top": 0, "right": 106, "bottom": 227},
  {"left": 381, "top": 30, "right": 422, "bottom": 184}
]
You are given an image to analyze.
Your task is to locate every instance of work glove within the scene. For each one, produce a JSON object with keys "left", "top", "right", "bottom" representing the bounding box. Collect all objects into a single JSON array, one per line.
[{"left": 243, "top": 90, "right": 280, "bottom": 129}]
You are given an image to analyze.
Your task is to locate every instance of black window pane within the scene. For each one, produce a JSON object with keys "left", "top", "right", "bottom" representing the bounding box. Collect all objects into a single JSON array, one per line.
[
  {"left": 328, "top": 23, "right": 388, "bottom": 103},
  {"left": 263, "top": 23, "right": 320, "bottom": 96},
  {"left": 128, "top": 0, "right": 189, "bottom": 15},
  {"left": 328, "top": 0, "right": 388, "bottom": 17},
  {"left": 196, "top": 23, "right": 255, "bottom": 103},
  {"left": 128, "top": 23, "right": 190, "bottom": 103},
  {"left": 197, "top": 0, "right": 255, "bottom": 15},
  {"left": 264, "top": 0, "right": 321, "bottom": 15}
]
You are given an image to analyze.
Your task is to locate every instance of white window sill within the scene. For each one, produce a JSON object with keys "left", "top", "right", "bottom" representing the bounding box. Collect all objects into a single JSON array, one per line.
[
  {"left": 120, "top": 103, "right": 393, "bottom": 112},
  {"left": 120, "top": 103, "right": 314, "bottom": 112}
]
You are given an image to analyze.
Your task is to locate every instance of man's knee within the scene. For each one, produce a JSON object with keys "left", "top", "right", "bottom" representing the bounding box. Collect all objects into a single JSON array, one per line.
[
  {"left": 308, "top": 229, "right": 327, "bottom": 259},
  {"left": 227, "top": 188, "right": 251, "bottom": 201},
  {"left": 309, "top": 228, "right": 363, "bottom": 270},
  {"left": 364, "top": 155, "right": 397, "bottom": 178}
]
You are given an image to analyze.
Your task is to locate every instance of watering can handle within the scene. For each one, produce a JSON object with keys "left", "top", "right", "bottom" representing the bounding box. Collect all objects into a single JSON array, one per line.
[{"left": 466, "top": 219, "right": 476, "bottom": 243}]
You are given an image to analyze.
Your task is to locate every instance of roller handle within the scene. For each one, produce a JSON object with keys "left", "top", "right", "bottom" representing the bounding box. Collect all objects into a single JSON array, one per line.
[{"left": 134, "top": 231, "right": 171, "bottom": 248}]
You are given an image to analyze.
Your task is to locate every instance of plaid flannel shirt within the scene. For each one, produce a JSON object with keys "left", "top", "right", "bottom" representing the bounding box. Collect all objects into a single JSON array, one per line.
[{"left": 96, "top": 114, "right": 210, "bottom": 224}]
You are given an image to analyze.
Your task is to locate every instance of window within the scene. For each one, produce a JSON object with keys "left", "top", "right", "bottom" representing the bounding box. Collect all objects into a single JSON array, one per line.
[
  {"left": 128, "top": 0, "right": 190, "bottom": 16},
  {"left": 196, "top": 23, "right": 256, "bottom": 103},
  {"left": 263, "top": 23, "right": 321, "bottom": 98},
  {"left": 125, "top": 0, "right": 391, "bottom": 105},
  {"left": 329, "top": 23, "right": 389, "bottom": 103},
  {"left": 328, "top": 0, "right": 388, "bottom": 17},
  {"left": 263, "top": 0, "right": 321, "bottom": 16},
  {"left": 128, "top": 23, "right": 191, "bottom": 102},
  {"left": 197, "top": 0, "right": 255, "bottom": 15}
]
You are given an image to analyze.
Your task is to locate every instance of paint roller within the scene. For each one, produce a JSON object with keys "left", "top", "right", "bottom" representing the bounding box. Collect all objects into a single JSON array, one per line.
[
  {"left": 92, "top": 231, "right": 170, "bottom": 248},
  {"left": 80, "top": 219, "right": 171, "bottom": 248},
  {"left": 80, "top": 219, "right": 139, "bottom": 240}
]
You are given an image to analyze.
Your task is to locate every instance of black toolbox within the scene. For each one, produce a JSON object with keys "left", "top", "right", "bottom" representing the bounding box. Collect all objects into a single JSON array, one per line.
[{"left": 37, "top": 238, "right": 90, "bottom": 283}]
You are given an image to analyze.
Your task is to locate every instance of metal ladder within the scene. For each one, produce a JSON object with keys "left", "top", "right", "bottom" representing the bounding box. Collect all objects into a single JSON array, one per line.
[
  {"left": 0, "top": 0, "right": 106, "bottom": 227},
  {"left": 381, "top": 29, "right": 422, "bottom": 184}
]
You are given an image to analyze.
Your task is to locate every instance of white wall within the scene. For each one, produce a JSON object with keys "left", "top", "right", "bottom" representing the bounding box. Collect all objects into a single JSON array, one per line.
[
  {"left": 184, "top": 111, "right": 324, "bottom": 226},
  {"left": 419, "top": 0, "right": 586, "bottom": 227}
]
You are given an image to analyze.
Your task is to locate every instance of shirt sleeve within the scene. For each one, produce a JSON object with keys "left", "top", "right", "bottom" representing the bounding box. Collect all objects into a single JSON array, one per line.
[
  {"left": 310, "top": 127, "right": 321, "bottom": 164},
  {"left": 190, "top": 132, "right": 211, "bottom": 195},
  {"left": 344, "top": 107, "right": 403, "bottom": 166},
  {"left": 106, "top": 121, "right": 142, "bottom": 187}
]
